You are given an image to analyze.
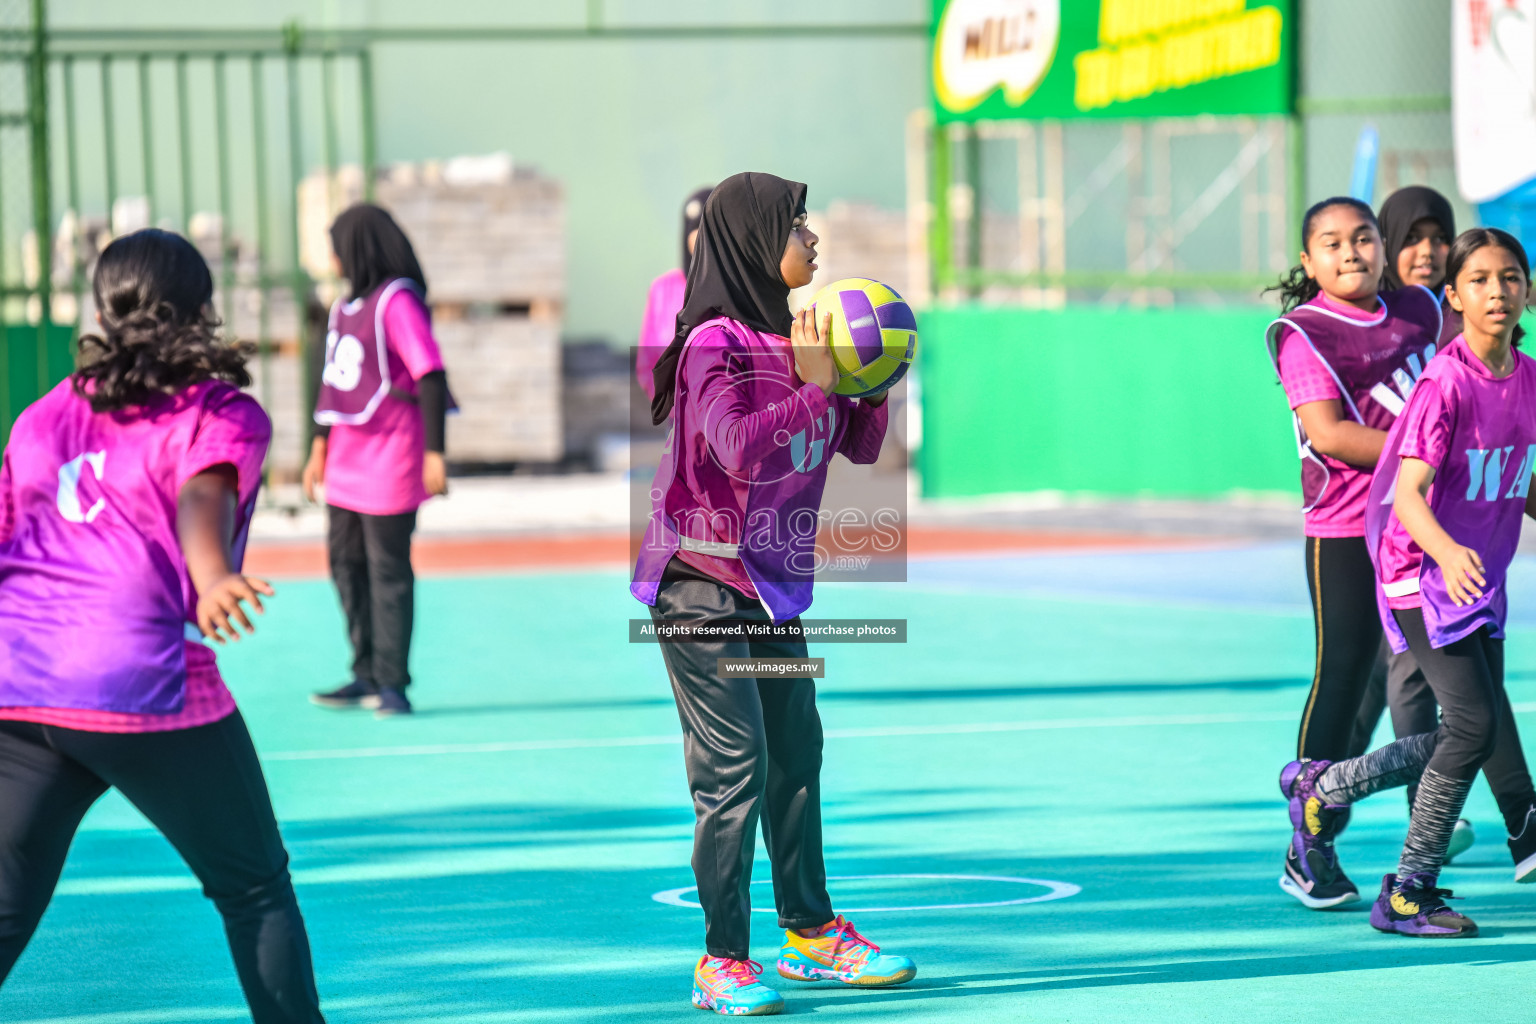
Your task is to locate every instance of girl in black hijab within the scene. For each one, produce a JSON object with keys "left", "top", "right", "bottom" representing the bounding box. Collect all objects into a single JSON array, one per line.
[
  {"left": 633, "top": 172, "right": 914, "bottom": 1015},
  {"left": 637, "top": 186, "right": 714, "bottom": 403},
  {"left": 1378, "top": 186, "right": 1458, "bottom": 341},
  {"left": 651, "top": 172, "right": 813, "bottom": 422},
  {"left": 304, "top": 203, "right": 451, "bottom": 718}
]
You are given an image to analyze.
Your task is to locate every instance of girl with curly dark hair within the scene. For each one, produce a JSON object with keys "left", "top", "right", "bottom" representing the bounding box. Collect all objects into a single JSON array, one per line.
[{"left": 0, "top": 228, "right": 326, "bottom": 1022}]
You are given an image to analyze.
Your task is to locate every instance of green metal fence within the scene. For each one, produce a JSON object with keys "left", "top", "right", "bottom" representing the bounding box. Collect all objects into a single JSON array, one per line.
[
  {"left": 0, "top": 0, "right": 59, "bottom": 435},
  {"left": 0, "top": 9, "right": 379, "bottom": 456}
]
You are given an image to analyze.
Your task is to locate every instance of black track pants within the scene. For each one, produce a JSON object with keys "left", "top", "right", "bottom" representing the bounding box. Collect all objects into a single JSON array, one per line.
[
  {"left": 327, "top": 505, "right": 416, "bottom": 691},
  {"left": 650, "top": 558, "right": 834, "bottom": 960},
  {"left": 1349, "top": 644, "right": 1438, "bottom": 758},
  {"left": 0, "top": 713, "right": 324, "bottom": 1022},
  {"left": 1395, "top": 611, "right": 1515, "bottom": 786},
  {"left": 1316, "top": 533, "right": 1536, "bottom": 831},
  {"left": 1299, "top": 536, "right": 1385, "bottom": 761}
]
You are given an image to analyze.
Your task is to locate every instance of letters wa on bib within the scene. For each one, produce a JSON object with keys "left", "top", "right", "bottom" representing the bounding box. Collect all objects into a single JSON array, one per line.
[{"left": 1366, "top": 336, "right": 1536, "bottom": 652}]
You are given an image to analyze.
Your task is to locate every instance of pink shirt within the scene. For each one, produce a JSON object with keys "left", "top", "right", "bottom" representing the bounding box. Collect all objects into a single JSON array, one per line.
[
  {"left": 0, "top": 378, "right": 269, "bottom": 732},
  {"left": 1275, "top": 293, "right": 1401, "bottom": 537},
  {"left": 637, "top": 268, "right": 686, "bottom": 404},
  {"left": 324, "top": 288, "right": 446, "bottom": 516}
]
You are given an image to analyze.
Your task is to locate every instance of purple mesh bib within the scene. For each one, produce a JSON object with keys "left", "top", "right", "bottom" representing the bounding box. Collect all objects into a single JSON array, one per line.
[
  {"left": 315, "top": 278, "right": 418, "bottom": 426},
  {"left": 1265, "top": 287, "right": 1443, "bottom": 511},
  {"left": 1367, "top": 338, "right": 1536, "bottom": 651}
]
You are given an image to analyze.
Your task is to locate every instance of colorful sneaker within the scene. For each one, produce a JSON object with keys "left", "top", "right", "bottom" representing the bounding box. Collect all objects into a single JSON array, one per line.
[
  {"left": 691, "top": 956, "right": 783, "bottom": 1016},
  {"left": 776, "top": 915, "right": 916, "bottom": 987},
  {"left": 1508, "top": 805, "right": 1536, "bottom": 883},
  {"left": 309, "top": 679, "right": 380, "bottom": 709},
  {"left": 1370, "top": 872, "right": 1478, "bottom": 937},
  {"left": 1445, "top": 818, "right": 1475, "bottom": 864},
  {"left": 1278, "top": 759, "right": 1359, "bottom": 908}
]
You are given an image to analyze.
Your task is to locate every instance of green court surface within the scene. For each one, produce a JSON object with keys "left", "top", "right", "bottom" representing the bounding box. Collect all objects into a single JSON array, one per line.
[{"left": 8, "top": 543, "right": 1536, "bottom": 1022}]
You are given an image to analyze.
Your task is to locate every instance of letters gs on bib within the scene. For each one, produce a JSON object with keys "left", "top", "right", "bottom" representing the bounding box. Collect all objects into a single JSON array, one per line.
[{"left": 323, "top": 330, "right": 367, "bottom": 393}]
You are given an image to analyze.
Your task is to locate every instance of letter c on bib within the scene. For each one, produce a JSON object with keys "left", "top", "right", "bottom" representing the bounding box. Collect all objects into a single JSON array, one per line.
[{"left": 57, "top": 450, "right": 107, "bottom": 524}]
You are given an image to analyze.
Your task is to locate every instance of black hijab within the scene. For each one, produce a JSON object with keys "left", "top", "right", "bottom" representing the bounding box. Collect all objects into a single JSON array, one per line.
[
  {"left": 330, "top": 202, "right": 428, "bottom": 301},
  {"left": 680, "top": 186, "right": 713, "bottom": 274},
  {"left": 1378, "top": 186, "right": 1455, "bottom": 291},
  {"left": 650, "top": 171, "right": 808, "bottom": 424}
]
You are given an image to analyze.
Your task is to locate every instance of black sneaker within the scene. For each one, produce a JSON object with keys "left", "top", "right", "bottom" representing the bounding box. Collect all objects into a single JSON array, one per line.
[
  {"left": 310, "top": 679, "right": 381, "bottom": 709},
  {"left": 1508, "top": 806, "right": 1536, "bottom": 883},
  {"left": 1278, "top": 759, "right": 1359, "bottom": 908},
  {"left": 375, "top": 688, "right": 413, "bottom": 717}
]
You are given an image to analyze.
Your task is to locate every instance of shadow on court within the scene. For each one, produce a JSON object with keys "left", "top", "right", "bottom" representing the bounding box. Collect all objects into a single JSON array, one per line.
[
  {"left": 14, "top": 792, "right": 1536, "bottom": 1022},
  {"left": 10, "top": 555, "right": 1536, "bottom": 1022}
]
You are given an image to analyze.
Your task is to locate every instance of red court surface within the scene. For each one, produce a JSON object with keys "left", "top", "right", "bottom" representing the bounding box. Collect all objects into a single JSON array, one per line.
[{"left": 243, "top": 526, "right": 1212, "bottom": 578}]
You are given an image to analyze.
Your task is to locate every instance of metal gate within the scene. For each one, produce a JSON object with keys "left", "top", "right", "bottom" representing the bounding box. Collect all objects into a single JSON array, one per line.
[{"left": 0, "top": 3, "right": 376, "bottom": 460}]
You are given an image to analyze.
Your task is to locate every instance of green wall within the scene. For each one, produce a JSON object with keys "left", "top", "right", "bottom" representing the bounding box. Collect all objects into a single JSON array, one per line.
[
  {"left": 916, "top": 306, "right": 1301, "bottom": 499},
  {"left": 45, "top": 0, "right": 928, "bottom": 347},
  {"left": 1, "top": 324, "right": 75, "bottom": 444}
]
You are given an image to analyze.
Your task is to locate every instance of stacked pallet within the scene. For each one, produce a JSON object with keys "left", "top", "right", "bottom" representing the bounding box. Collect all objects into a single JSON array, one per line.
[
  {"left": 293, "top": 157, "right": 567, "bottom": 467},
  {"left": 436, "top": 316, "right": 562, "bottom": 463}
]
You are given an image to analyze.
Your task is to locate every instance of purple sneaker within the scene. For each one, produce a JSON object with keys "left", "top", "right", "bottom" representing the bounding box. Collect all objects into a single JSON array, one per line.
[
  {"left": 1370, "top": 873, "right": 1477, "bottom": 937},
  {"left": 1278, "top": 759, "right": 1359, "bottom": 909}
]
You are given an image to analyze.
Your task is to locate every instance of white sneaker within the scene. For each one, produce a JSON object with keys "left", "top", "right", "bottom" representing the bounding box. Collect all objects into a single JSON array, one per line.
[{"left": 1444, "top": 818, "right": 1475, "bottom": 863}]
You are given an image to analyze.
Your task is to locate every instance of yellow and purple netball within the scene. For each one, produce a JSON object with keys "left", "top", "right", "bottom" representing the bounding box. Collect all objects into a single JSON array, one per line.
[{"left": 807, "top": 278, "right": 917, "bottom": 398}]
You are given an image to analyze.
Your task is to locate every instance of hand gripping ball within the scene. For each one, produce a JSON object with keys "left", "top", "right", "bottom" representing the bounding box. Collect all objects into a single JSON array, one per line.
[{"left": 805, "top": 278, "right": 918, "bottom": 398}]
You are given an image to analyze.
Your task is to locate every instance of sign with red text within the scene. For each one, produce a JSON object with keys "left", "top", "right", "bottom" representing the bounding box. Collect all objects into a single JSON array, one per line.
[{"left": 1453, "top": 0, "right": 1536, "bottom": 202}]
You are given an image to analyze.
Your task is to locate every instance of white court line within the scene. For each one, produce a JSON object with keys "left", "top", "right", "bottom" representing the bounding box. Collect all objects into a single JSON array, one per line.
[
  {"left": 262, "top": 704, "right": 1536, "bottom": 762},
  {"left": 652, "top": 873, "right": 1082, "bottom": 913},
  {"left": 261, "top": 710, "right": 1298, "bottom": 762}
]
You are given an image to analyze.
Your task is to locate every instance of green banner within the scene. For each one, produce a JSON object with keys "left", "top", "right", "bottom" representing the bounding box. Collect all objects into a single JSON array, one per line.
[
  {"left": 931, "top": 0, "right": 1295, "bottom": 123},
  {"left": 915, "top": 305, "right": 1297, "bottom": 499}
]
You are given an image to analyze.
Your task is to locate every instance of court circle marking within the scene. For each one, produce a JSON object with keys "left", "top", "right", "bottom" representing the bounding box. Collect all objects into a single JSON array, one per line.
[{"left": 651, "top": 873, "right": 1082, "bottom": 913}]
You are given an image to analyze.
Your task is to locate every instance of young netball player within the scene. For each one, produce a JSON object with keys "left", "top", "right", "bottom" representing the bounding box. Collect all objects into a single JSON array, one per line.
[
  {"left": 0, "top": 230, "right": 325, "bottom": 1020},
  {"left": 1264, "top": 197, "right": 1445, "bottom": 909},
  {"left": 633, "top": 172, "right": 915, "bottom": 1015},
  {"left": 1349, "top": 188, "right": 1458, "bottom": 825},
  {"left": 1346, "top": 189, "right": 1536, "bottom": 867},
  {"left": 1380, "top": 185, "right": 1459, "bottom": 341},
  {"left": 637, "top": 185, "right": 712, "bottom": 402},
  {"left": 1281, "top": 227, "right": 1536, "bottom": 936},
  {"left": 303, "top": 204, "right": 450, "bottom": 718}
]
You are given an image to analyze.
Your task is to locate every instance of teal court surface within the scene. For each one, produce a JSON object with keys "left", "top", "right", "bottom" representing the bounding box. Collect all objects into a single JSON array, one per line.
[{"left": 8, "top": 540, "right": 1536, "bottom": 1022}]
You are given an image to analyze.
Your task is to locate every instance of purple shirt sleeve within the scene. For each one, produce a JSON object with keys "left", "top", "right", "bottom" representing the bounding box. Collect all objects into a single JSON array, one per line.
[
  {"left": 836, "top": 398, "right": 890, "bottom": 464},
  {"left": 1397, "top": 377, "right": 1454, "bottom": 472},
  {"left": 178, "top": 387, "right": 273, "bottom": 511},
  {"left": 383, "top": 288, "right": 446, "bottom": 381},
  {"left": 683, "top": 331, "right": 828, "bottom": 474}
]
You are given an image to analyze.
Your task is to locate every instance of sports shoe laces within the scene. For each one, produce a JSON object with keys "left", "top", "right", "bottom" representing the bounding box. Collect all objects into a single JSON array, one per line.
[
  {"left": 1400, "top": 882, "right": 1459, "bottom": 911},
  {"left": 718, "top": 958, "right": 765, "bottom": 987},
  {"left": 827, "top": 917, "right": 879, "bottom": 960}
]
